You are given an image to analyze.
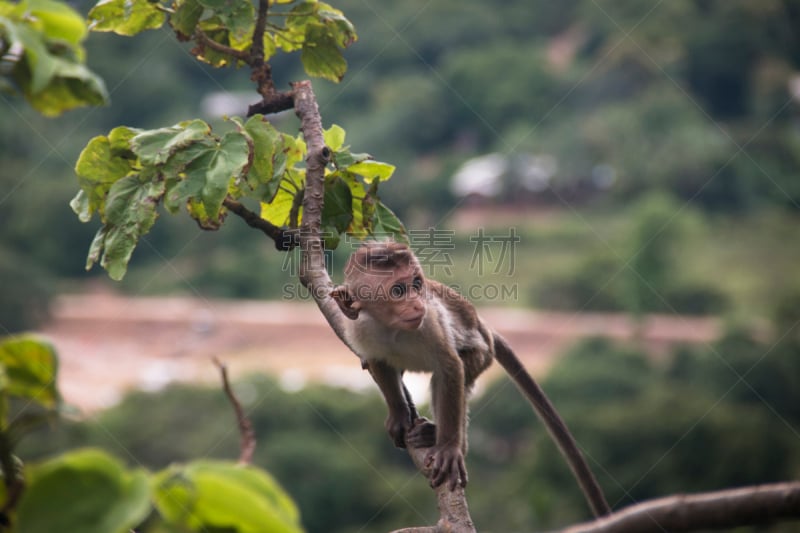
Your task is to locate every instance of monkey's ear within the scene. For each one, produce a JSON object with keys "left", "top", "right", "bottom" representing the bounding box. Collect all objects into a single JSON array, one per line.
[{"left": 331, "top": 286, "right": 361, "bottom": 320}]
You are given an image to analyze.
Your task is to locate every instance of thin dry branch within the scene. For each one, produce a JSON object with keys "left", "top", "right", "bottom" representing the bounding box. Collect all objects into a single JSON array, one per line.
[
  {"left": 559, "top": 481, "right": 800, "bottom": 533},
  {"left": 213, "top": 357, "right": 256, "bottom": 465}
]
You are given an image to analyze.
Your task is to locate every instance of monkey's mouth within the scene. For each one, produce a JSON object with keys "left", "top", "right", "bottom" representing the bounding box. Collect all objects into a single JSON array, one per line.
[{"left": 401, "top": 315, "right": 425, "bottom": 329}]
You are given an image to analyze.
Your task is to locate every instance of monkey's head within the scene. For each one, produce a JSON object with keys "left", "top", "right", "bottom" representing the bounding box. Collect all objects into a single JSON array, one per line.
[{"left": 331, "top": 241, "right": 427, "bottom": 330}]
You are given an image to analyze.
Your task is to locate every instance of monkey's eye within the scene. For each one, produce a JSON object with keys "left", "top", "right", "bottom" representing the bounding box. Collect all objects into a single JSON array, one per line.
[
  {"left": 390, "top": 283, "right": 407, "bottom": 299},
  {"left": 412, "top": 276, "right": 423, "bottom": 292}
]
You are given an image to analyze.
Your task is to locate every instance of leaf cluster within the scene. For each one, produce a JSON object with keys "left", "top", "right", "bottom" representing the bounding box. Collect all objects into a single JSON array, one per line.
[
  {"left": 88, "top": 0, "right": 356, "bottom": 81},
  {"left": 72, "top": 118, "right": 404, "bottom": 279},
  {"left": 0, "top": 335, "right": 303, "bottom": 533},
  {"left": 0, "top": 0, "right": 108, "bottom": 115}
]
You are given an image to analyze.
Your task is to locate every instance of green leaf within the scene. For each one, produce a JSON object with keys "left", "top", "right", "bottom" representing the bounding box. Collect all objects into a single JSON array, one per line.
[
  {"left": 88, "top": 0, "right": 166, "bottom": 35},
  {"left": 242, "top": 115, "right": 282, "bottom": 201},
  {"left": 0, "top": 335, "right": 59, "bottom": 419},
  {"left": 3, "top": 20, "right": 58, "bottom": 93},
  {"left": 152, "top": 460, "right": 303, "bottom": 533},
  {"left": 25, "top": 0, "right": 87, "bottom": 46},
  {"left": 23, "top": 62, "right": 109, "bottom": 116},
  {"left": 0, "top": 0, "right": 108, "bottom": 115},
  {"left": 323, "top": 124, "right": 345, "bottom": 152},
  {"left": 186, "top": 197, "right": 225, "bottom": 230},
  {"left": 94, "top": 171, "right": 166, "bottom": 280},
  {"left": 317, "top": 2, "right": 356, "bottom": 48},
  {"left": 347, "top": 160, "right": 395, "bottom": 183},
  {"left": 322, "top": 177, "right": 353, "bottom": 232},
  {"left": 131, "top": 120, "right": 211, "bottom": 165},
  {"left": 196, "top": 0, "right": 254, "bottom": 49},
  {"left": 339, "top": 171, "right": 368, "bottom": 238},
  {"left": 260, "top": 170, "right": 305, "bottom": 228},
  {"left": 72, "top": 134, "right": 134, "bottom": 222},
  {"left": 194, "top": 131, "right": 249, "bottom": 216},
  {"left": 372, "top": 201, "right": 407, "bottom": 241},
  {"left": 170, "top": 0, "right": 204, "bottom": 39},
  {"left": 332, "top": 149, "right": 371, "bottom": 169},
  {"left": 301, "top": 22, "right": 347, "bottom": 82},
  {"left": 321, "top": 176, "right": 353, "bottom": 249},
  {"left": 18, "top": 448, "right": 151, "bottom": 533}
]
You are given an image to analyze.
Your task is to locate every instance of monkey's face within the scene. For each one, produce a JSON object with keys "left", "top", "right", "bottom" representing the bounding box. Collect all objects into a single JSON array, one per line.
[{"left": 355, "top": 263, "right": 427, "bottom": 331}]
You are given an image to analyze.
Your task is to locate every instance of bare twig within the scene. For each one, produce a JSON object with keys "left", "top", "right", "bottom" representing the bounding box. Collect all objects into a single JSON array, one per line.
[
  {"left": 558, "top": 481, "right": 800, "bottom": 533},
  {"left": 213, "top": 357, "right": 256, "bottom": 465}
]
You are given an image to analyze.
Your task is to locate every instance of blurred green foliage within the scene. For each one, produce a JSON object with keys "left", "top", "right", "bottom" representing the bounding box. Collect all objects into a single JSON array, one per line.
[{"left": 20, "top": 314, "right": 800, "bottom": 532}]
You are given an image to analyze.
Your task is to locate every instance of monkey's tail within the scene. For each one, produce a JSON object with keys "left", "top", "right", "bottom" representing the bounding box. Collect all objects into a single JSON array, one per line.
[{"left": 493, "top": 332, "right": 611, "bottom": 518}]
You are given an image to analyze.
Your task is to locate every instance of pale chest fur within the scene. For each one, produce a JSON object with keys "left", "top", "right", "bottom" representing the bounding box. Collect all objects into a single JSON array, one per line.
[{"left": 344, "top": 298, "right": 490, "bottom": 373}]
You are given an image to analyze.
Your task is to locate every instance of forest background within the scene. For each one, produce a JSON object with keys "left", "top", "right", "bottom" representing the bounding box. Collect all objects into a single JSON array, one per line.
[{"left": 2, "top": 0, "right": 800, "bottom": 532}]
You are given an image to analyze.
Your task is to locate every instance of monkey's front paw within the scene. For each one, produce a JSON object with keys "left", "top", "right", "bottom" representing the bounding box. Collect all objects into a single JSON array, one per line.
[
  {"left": 425, "top": 445, "right": 467, "bottom": 491},
  {"left": 385, "top": 415, "right": 412, "bottom": 449},
  {"left": 405, "top": 417, "right": 436, "bottom": 449}
]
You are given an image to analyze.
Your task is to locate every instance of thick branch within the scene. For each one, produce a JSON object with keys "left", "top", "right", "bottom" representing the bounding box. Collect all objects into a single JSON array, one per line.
[
  {"left": 390, "top": 421, "right": 476, "bottom": 533},
  {"left": 559, "top": 482, "right": 800, "bottom": 533},
  {"left": 223, "top": 198, "right": 296, "bottom": 250},
  {"left": 250, "top": 0, "right": 270, "bottom": 64},
  {"left": 214, "top": 358, "right": 256, "bottom": 465},
  {"left": 247, "top": 91, "right": 295, "bottom": 117},
  {"left": 294, "top": 79, "right": 475, "bottom": 531}
]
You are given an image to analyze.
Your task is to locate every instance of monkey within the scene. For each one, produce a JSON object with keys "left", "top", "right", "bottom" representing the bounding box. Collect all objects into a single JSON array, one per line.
[{"left": 330, "top": 240, "right": 610, "bottom": 517}]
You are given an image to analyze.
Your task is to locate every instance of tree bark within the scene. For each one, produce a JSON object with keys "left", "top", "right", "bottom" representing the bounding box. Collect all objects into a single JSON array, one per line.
[
  {"left": 558, "top": 481, "right": 800, "bottom": 533},
  {"left": 292, "top": 79, "right": 476, "bottom": 532}
]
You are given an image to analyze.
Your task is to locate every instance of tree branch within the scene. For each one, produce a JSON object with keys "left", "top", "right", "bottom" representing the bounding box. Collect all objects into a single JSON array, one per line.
[
  {"left": 247, "top": 91, "right": 295, "bottom": 117},
  {"left": 213, "top": 358, "right": 256, "bottom": 465},
  {"left": 292, "top": 80, "right": 475, "bottom": 530},
  {"left": 390, "top": 420, "right": 476, "bottom": 533},
  {"left": 559, "top": 482, "right": 800, "bottom": 533},
  {"left": 250, "top": 0, "right": 269, "bottom": 65},
  {"left": 223, "top": 197, "right": 296, "bottom": 250},
  {"left": 193, "top": 29, "right": 249, "bottom": 62}
]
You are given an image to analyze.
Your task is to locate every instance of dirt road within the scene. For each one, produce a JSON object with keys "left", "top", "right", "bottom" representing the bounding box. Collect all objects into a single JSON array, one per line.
[{"left": 40, "top": 292, "right": 720, "bottom": 412}]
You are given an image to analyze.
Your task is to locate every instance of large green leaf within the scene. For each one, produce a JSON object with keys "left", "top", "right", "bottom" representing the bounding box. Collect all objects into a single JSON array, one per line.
[
  {"left": 301, "top": 22, "right": 347, "bottom": 82},
  {"left": 72, "top": 133, "right": 134, "bottom": 222},
  {"left": 0, "top": 0, "right": 108, "bottom": 115},
  {"left": 323, "top": 123, "right": 345, "bottom": 152},
  {"left": 131, "top": 119, "right": 211, "bottom": 166},
  {"left": 372, "top": 201, "right": 407, "bottom": 241},
  {"left": 321, "top": 176, "right": 353, "bottom": 249},
  {"left": 0, "top": 335, "right": 59, "bottom": 423},
  {"left": 242, "top": 115, "right": 283, "bottom": 202},
  {"left": 22, "top": 62, "right": 108, "bottom": 116},
  {"left": 196, "top": 0, "right": 254, "bottom": 49},
  {"left": 152, "top": 460, "right": 303, "bottom": 533},
  {"left": 260, "top": 170, "right": 305, "bottom": 228},
  {"left": 347, "top": 160, "right": 395, "bottom": 183},
  {"left": 92, "top": 170, "right": 166, "bottom": 280},
  {"left": 26, "top": 0, "right": 88, "bottom": 46},
  {"left": 170, "top": 0, "right": 204, "bottom": 39},
  {"left": 17, "top": 449, "right": 151, "bottom": 533},
  {"left": 187, "top": 130, "right": 250, "bottom": 217},
  {"left": 88, "top": 0, "right": 166, "bottom": 35}
]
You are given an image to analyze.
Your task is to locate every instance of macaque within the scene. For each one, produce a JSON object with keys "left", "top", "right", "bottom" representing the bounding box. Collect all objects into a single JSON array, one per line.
[{"left": 330, "top": 241, "right": 609, "bottom": 517}]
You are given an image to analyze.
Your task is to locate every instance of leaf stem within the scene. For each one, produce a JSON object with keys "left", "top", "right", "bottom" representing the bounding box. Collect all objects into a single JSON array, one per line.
[{"left": 194, "top": 29, "right": 249, "bottom": 62}]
